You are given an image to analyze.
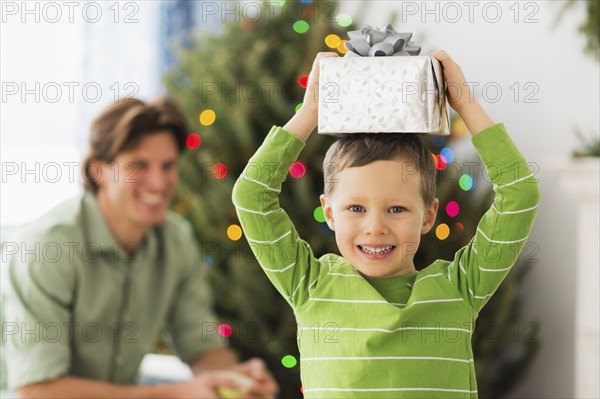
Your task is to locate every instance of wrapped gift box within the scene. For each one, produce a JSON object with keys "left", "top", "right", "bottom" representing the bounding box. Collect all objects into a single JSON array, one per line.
[{"left": 318, "top": 56, "right": 450, "bottom": 135}]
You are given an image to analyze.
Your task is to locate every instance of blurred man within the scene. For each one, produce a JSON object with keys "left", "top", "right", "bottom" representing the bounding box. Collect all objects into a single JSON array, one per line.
[{"left": 1, "top": 98, "right": 277, "bottom": 398}]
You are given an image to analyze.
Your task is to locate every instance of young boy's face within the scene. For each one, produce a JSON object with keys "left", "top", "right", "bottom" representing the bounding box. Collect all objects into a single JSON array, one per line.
[{"left": 320, "top": 157, "right": 438, "bottom": 278}]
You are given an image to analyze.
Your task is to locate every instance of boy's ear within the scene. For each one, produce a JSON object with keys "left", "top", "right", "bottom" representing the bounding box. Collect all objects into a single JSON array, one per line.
[
  {"left": 319, "top": 194, "right": 335, "bottom": 231},
  {"left": 421, "top": 198, "right": 439, "bottom": 235}
]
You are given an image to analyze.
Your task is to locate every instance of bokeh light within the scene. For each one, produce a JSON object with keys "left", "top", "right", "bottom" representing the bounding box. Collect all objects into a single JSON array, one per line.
[
  {"left": 325, "top": 34, "right": 341, "bottom": 48},
  {"left": 293, "top": 20, "right": 309, "bottom": 34},
  {"left": 431, "top": 135, "right": 446, "bottom": 147},
  {"left": 459, "top": 174, "right": 475, "bottom": 191},
  {"left": 336, "top": 13, "right": 352, "bottom": 27},
  {"left": 446, "top": 201, "right": 460, "bottom": 217},
  {"left": 337, "top": 40, "right": 348, "bottom": 54},
  {"left": 186, "top": 133, "right": 201, "bottom": 150},
  {"left": 454, "top": 222, "right": 464, "bottom": 232},
  {"left": 295, "top": 103, "right": 303, "bottom": 112},
  {"left": 290, "top": 162, "right": 306, "bottom": 179},
  {"left": 282, "top": 355, "right": 298, "bottom": 368},
  {"left": 267, "top": 341, "right": 282, "bottom": 353},
  {"left": 440, "top": 147, "right": 454, "bottom": 163},
  {"left": 297, "top": 74, "right": 309, "bottom": 88},
  {"left": 436, "top": 223, "right": 450, "bottom": 240},
  {"left": 212, "top": 163, "right": 228, "bottom": 179},
  {"left": 199, "top": 109, "right": 216, "bottom": 126},
  {"left": 313, "top": 206, "right": 326, "bottom": 223},
  {"left": 227, "top": 224, "right": 243, "bottom": 241},
  {"left": 434, "top": 154, "right": 447, "bottom": 171},
  {"left": 218, "top": 323, "right": 232, "bottom": 337},
  {"left": 451, "top": 117, "right": 469, "bottom": 138}
]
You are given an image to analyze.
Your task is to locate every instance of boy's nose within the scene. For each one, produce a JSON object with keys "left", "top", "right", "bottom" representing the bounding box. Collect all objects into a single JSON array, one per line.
[{"left": 364, "top": 214, "right": 389, "bottom": 236}]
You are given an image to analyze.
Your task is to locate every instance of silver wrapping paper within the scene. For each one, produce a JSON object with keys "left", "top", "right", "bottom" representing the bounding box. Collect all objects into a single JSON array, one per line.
[{"left": 318, "top": 56, "right": 450, "bottom": 135}]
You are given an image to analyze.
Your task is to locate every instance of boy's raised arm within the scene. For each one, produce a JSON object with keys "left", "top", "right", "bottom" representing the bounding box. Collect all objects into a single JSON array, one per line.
[
  {"left": 432, "top": 51, "right": 541, "bottom": 314},
  {"left": 283, "top": 52, "right": 339, "bottom": 141},
  {"left": 232, "top": 53, "right": 338, "bottom": 309}
]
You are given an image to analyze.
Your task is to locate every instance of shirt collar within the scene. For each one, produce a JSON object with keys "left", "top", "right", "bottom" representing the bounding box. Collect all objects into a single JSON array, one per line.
[{"left": 82, "top": 192, "right": 159, "bottom": 261}]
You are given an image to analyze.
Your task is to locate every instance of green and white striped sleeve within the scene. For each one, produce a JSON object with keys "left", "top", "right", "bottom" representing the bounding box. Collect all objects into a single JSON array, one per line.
[
  {"left": 232, "top": 126, "right": 323, "bottom": 309},
  {"left": 437, "top": 123, "right": 540, "bottom": 316}
]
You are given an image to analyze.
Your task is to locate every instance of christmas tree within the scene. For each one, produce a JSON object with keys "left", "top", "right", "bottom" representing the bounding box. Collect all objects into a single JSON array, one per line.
[{"left": 164, "top": 2, "right": 537, "bottom": 396}]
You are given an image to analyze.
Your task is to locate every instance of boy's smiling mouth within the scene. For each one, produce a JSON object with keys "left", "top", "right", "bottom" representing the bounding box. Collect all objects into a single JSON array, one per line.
[{"left": 358, "top": 245, "right": 396, "bottom": 258}]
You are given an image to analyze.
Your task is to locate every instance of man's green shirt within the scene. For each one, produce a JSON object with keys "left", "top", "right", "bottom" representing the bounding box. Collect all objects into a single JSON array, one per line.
[{"left": 1, "top": 192, "right": 224, "bottom": 390}]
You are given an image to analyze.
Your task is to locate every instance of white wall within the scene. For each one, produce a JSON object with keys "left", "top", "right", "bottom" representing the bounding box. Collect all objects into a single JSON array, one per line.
[
  {"left": 338, "top": 1, "right": 599, "bottom": 397},
  {"left": 1, "top": 0, "right": 162, "bottom": 229}
]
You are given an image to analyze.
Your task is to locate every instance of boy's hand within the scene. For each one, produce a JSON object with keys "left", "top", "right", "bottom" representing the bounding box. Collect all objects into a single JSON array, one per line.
[
  {"left": 430, "top": 50, "right": 472, "bottom": 114},
  {"left": 284, "top": 52, "right": 338, "bottom": 141},
  {"left": 430, "top": 50, "right": 494, "bottom": 136},
  {"left": 301, "top": 52, "right": 339, "bottom": 115}
]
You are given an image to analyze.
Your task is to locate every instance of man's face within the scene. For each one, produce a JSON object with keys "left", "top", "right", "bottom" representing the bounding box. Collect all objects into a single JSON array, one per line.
[
  {"left": 96, "top": 131, "right": 179, "bottom": 229},
  {"left": 320, "top": 157, "right": 438, "bottom": 278}
]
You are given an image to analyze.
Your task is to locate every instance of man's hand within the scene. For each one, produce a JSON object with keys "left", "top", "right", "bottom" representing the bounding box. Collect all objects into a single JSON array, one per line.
[
  {"left": 173, "top": 370, "right": 242, "bottom": 398},
  {"left": 231, "top": 358, "right": 278, "bottom": 398}
]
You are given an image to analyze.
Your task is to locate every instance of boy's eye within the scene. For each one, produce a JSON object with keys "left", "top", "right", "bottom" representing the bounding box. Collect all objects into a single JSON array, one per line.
[
  {"left": 348, "top": 205, "right": 365, "bottom": 213},
  {"left": 389, "top": 206, "right": 406, "bottom": 213}
]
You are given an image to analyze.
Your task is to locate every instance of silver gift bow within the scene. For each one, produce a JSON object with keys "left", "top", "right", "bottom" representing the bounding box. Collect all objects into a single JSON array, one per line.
[{"left": 344, "top": 24, "right": 421, "bottom": 57}]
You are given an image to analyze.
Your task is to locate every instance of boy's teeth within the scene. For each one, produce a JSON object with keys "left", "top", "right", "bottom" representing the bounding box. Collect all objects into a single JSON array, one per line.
[{"left": 360, "top": 245, "right": 394, "bottom": 254}]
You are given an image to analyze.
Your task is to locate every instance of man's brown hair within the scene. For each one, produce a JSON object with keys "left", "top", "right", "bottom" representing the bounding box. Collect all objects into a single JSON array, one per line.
[
  {"left": 322, "top": 133, "right": 437, "bottom": 206},
  {"left": 82, "top": 97, "right": 189, "bottom": 193}
]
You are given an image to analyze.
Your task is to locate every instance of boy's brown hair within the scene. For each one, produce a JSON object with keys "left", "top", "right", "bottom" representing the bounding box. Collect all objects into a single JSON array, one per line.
[
  {"left": 322, "top": 133, "right": 437, "bottom": 206},
  {"left": 82, "top": 97, "right": 189, "bottom": 193}
]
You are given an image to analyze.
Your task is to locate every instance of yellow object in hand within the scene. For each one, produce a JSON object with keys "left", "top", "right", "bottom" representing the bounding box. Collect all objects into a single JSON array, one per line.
[{"left": 214, "top": 370, "right": 273, "bottom": 399}]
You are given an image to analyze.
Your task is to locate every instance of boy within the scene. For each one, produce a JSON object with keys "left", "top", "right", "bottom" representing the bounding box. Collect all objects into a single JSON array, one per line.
[{"left": 232, "top": 51, "right": 540, "bottom": 398}]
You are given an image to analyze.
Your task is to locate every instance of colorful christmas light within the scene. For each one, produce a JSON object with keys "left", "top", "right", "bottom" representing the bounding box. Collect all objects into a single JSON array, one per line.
[
  {"left": 325, "top": 34, "right": 341, "bottom": 48},
  {"left": 293, "top": 20, "right": 309, "bottom": 34},
  {"left": 459, "top": 174, "right": 475, "bottom": 191},
  {"left": 186, "top": 133, "right": 201, "bottom": 150},
  {"left": 431, "top": 135, "right": 445, "bottom": 147},
  {"left": 290, "top": 161, "right": 306, "bottom": 179},
  {"left": 227, "top": 224, "right": 243, "bottom": 241},
  {"left": 213, "top": 163, "right": 227, "bottom": 179},
  {"left": 297, "top": 74, "right": 309, "bottom": 88},
  {"left": 199, "top": 109, "right": 216, "bottom": 126},
  {"left": 440, "top": 147, "right": 454, "bottom": 163},
  {"left": 218, "top": 323, "right": 233, "bottom": 337},
  {"left": 434, "top": 154, "right": 447, "bottom": 171},
  {"left": 336, "top": 13, "right": 352, "bottom": 27},
  {"left": 313, "top": 206, "right": 326, "bottom": 223},
  {"left": 282, "top": 354, "right": 298, "bottom": 368},
  {"left": 446, "top": 201, "right": 460, "bottom": 217},
  {"left": 436, "top": 223, "right": 450, "bottom": 240}
]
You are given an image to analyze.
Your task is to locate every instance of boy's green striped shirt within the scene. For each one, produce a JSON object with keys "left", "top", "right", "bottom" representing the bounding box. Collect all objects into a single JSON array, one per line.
[{"left": 233, "top": 123, "right": 540, "bottom": 398}]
